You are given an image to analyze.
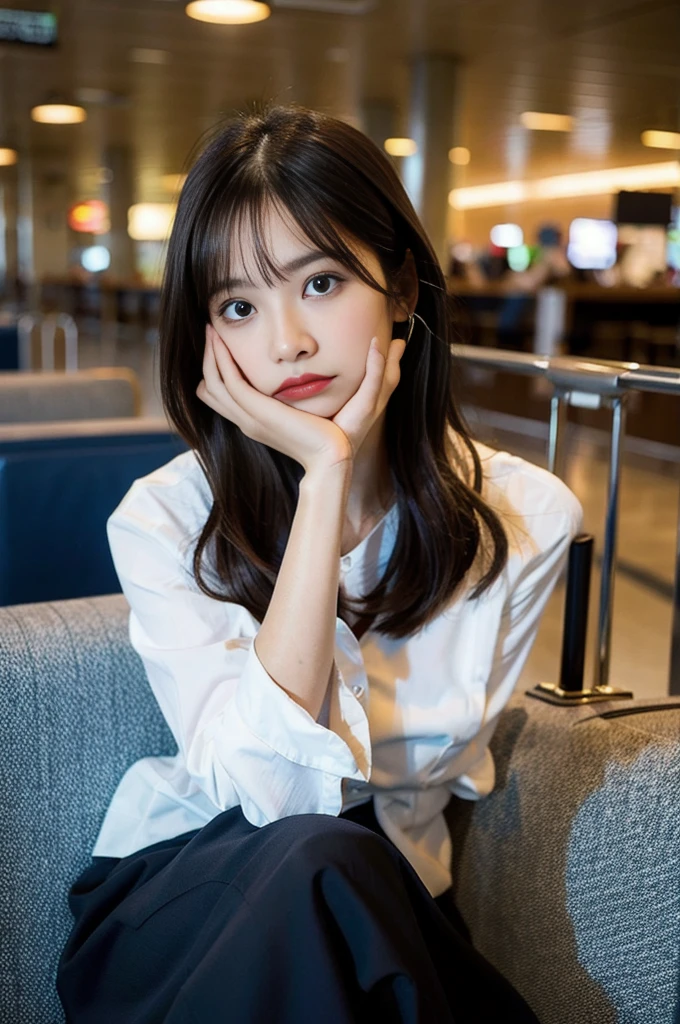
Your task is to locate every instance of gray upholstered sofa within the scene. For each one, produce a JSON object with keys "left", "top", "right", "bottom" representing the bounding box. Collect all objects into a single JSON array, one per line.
[
  {"left": 1, "top": 594, "right": 679, "bottom": 1023},
  {"left": 0, "top": 368, "right": 142, "bottom": 423}
]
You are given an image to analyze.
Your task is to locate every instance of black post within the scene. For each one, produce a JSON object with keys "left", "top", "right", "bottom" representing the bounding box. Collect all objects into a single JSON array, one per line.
[{"left": 559, "top": 534, "right": 594, "bottom": 693}]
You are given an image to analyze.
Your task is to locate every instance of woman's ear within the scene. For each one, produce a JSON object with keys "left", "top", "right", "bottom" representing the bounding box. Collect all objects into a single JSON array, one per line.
[{"left": 392, "top": 249, "right": 419, "bottom": 323}]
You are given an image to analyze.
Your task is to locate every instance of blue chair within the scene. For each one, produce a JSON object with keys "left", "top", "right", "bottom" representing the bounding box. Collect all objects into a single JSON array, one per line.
[
  {"left": 0, "top": 419, "right": 187, "bottom": 605},
  {"left": 0, "top": 324, "right": 19, "bottom": 370}
]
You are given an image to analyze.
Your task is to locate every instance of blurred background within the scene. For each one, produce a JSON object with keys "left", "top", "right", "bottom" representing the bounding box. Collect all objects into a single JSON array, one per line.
[{"left": 1, "top": 0, "right": 680, "bottom": 702}]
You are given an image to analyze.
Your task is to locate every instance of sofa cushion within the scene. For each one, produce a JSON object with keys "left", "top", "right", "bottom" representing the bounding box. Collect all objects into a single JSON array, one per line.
[
  {"left": 0, "top": 369, "right": 141, "bottom": 423},
  {"left": 0, "top": 594, "right": 175, "bottom": 1024},
  {"left": 448, "top": 693, "right": 680, "bottom": 1023}
]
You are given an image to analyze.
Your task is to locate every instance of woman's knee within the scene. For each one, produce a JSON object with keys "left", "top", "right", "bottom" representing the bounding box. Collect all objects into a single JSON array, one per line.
[{"left": 265, "top": 812, "right": 393, "bottom": 871}]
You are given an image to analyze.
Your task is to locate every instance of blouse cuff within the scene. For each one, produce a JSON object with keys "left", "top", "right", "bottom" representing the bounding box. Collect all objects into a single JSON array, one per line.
[{"left": 234, "top": 641, "right": 372, "bottom": 783}]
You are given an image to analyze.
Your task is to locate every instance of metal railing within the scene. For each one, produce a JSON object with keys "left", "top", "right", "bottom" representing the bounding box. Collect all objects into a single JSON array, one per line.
[
  {"left": 451, "top": 344, "right": 680, "bottom": 697},
  {"left": 17, "top": 312, "right": 78, "bottom": 372}
]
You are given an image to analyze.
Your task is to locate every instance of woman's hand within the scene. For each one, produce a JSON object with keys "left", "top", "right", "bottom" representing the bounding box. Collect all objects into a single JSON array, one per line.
[
  {"left": 196, "top": 325, "right": 405, "bottom": 474},
  {"left": 330, "top": 334, "right": 405, "bottom": 459}
]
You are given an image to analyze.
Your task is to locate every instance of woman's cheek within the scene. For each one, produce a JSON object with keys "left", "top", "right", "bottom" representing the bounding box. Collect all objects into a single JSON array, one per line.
[{"left": 330, "top": 295, "right": 387, "bottom": 355}]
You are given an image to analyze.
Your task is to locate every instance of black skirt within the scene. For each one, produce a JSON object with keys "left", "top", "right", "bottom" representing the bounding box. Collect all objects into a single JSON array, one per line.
[{"left": 56, "top": 799, "right": 539, "bottom": 1023}]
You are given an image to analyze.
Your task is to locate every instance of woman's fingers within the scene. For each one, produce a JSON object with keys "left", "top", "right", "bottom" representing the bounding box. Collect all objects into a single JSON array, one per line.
[
  {"left": 348, "top": 336, "right": 404, "bottom": 418},
  {"left": 198, "top": 326, "right": 249, "bottom": 426},
  {"left": 380, "top": 337, "right": 406, "bottom": 402},
  {"left": 331, "top": 334, "right": 405, "bottom": 455}
]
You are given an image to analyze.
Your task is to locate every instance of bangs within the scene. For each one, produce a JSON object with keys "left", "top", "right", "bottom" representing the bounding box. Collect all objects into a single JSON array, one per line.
[{"left": 188, "top": 169, "right": 397, "bottom": 314}]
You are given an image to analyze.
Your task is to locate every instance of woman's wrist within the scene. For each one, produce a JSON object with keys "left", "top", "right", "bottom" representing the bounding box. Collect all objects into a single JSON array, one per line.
[{"left": 301, "top": 456, "right": 353, "bottom": 496}]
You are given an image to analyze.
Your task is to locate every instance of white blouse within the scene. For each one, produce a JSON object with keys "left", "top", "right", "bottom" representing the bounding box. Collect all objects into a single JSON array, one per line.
[{"left": 93, "top": 437, "right": 583, "bottom": 897}]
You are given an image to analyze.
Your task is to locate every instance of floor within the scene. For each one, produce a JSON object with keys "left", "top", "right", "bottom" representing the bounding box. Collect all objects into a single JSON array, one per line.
[{"left": 76, "top": 325, "right": 680, "bottom": 702}]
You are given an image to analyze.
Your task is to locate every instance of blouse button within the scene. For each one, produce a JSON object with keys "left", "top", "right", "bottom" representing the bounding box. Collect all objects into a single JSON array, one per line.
[
  {"left": 341, "top": 555, "right": 352, "bottom": 570},
  {"left": 351, "top": 683, "right": 364, "bottom": 698}
]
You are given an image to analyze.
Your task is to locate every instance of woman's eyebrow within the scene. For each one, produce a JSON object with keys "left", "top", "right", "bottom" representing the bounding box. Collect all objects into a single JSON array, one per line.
[{"left": 214, "top": 250, "right": 333, "bottom": 293}]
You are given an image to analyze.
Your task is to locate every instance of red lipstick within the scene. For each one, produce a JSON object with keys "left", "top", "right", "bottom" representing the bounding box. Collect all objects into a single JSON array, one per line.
[{"left": 273, "top": 374, "right": 335, "bottom": 400}]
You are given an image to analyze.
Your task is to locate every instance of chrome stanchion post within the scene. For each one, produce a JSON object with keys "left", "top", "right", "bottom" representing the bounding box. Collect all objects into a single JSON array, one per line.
[
  {"left": 670, "top": 511, "right": 680, "bottom": 694},
  {"left": 56, "top": 313, "right": 78, "bottom": 371},
  {"left": 531, "top": 359, "right": 633, "bottom": 706},
  {"left": 17, "top": 313, "right": 37, "bottom": 370},
  {"left": 450, "top": 344, "right": 680, "bottom": 700},
  {"left": 548, "top": 390, "right": 568, "bottom": 480},
  {"left": 40, "top": 315, "right": 56, "bottom": 372},
  {"left": 595, "top": 394, "right": 627, "bottom": 690}
]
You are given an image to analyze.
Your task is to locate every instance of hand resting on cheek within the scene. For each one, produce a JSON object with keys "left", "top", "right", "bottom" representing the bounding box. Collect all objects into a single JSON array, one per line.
[{"left": 196, "top": 323, "right": 406, "bottom": 474}]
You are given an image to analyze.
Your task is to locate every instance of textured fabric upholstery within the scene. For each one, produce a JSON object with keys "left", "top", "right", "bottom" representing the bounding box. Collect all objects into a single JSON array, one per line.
[
  {"left": 0, "top": 595, "right": 175, "bottom": 1024},
  {"left": 0, "top": 369, "right": 141, "bottom": 423},
  {"left": 447, "top": 693, "right": 680, "bottom": 1023},
  {"left": 1, "top": 592, "right": 678, "bottom": 1022}
]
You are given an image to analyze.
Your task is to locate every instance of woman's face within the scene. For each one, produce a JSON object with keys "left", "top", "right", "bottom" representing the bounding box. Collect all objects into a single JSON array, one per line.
[{"left": 207, "top": 206, "right": 406, "bottom": 417}]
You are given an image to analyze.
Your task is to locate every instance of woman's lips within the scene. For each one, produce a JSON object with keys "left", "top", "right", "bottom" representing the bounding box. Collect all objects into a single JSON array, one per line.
[{"left": 274, "top": 377, "right": 335, "bottom": 400}]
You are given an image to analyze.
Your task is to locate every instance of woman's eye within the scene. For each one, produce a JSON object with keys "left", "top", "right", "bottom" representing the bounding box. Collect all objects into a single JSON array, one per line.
[
  {"left": 304, "top": 274, "right": 340, "bottom": 297},
  {"left": 223, "top": 300, "right": 254, "bottom": 321}
]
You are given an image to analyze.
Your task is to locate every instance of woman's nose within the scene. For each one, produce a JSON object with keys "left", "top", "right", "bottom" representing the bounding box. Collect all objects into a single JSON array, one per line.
[{"left": 269, "top": 308, "right": 317, "bottom": 361}]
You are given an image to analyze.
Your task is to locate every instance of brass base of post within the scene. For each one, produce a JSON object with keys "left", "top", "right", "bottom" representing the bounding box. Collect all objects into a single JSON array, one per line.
[{"left": 527, "top": 681, "right": 634, "bottom": 706}]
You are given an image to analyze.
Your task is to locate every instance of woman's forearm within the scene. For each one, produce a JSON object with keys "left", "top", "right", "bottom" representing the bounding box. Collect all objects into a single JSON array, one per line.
[{"left": 254, "top": 461, "right": 352, "bottom": 721}]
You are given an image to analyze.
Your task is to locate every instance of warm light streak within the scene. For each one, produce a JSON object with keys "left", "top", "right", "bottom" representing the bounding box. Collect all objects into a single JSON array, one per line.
[
  {"left": 0, "top": 148, "right": 17, "bottom": 166},
  {"left": 520, "top": 111, "right": 574, "bottom": 132},
  {"left": 450, "top": 180, "right": 526, "bottom": 210},
  {"left": 185, "top": 1, "right": 271, "bottom": 23},
  {"left": 31, "top": 104, "right": 87, "bottom": 125},
  {"left": 384, "top": 137, "right": 417, "bottom": 157},
  {"left": 641, "top": 130, "right": 680, "bottom": 150},
  {"left": 449, "top": 162, "right": 680, "bottom": 210}
]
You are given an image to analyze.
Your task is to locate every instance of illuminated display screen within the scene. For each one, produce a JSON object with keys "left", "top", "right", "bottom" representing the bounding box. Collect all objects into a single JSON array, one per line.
[
  {"left": 568, "top": 218, "right": 618, "bottom": 270},
  {"left": 0, "top": 9, "right": 57, "bottom": 46}
]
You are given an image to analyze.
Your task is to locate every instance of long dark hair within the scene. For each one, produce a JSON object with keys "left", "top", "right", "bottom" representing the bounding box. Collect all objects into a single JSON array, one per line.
[{"left": 159, "top": 104, "right": 508, "bottom": 638}]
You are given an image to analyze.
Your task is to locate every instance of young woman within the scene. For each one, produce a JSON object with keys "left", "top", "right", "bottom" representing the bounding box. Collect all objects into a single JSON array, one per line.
[{"left": 57, "top": 105, "right": 582, "bottom": 1022}]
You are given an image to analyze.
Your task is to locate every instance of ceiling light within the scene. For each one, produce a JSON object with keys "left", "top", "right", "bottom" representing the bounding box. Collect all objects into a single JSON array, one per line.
[
  {"left": 31, "top": 103, "right": 86, "bottom": 125},
  {"left": 641, "top": 130, "right": 680, "bottom": 150},
  {"left": 128, "top": 203, "right": 176, "bottom": 241},
  {"left": 520, "top": 111, "right": 573, "bottom": 132},
  {"left": 448, "top": 146, "right": 470, "bottom": 166},
  {"left": 0, "top": 148, "right": 17, "bottom": 166},
  {"left": 185, "top": 1, "right": 271, "bottom": 23},
  {"left": 449, "top": 161, "right": 680, "bottom": 210},
  {"left": 384, "top": 137, "right": 417, "bottom": 157}
]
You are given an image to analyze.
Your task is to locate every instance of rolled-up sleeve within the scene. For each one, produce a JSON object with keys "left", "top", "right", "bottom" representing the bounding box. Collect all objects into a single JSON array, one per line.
[{"left": 108, "top": 500, "right": 372, "bottom": 828}]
